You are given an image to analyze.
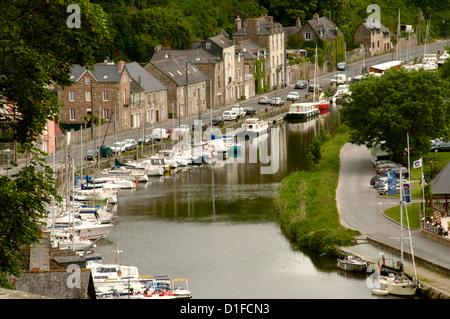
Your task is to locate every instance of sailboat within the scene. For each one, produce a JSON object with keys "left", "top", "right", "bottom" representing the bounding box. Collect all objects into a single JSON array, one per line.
[
  {"left": 377, "top": 166, "right": 419, "bottom": 296},
  {"left": 312, "top": 45, "right": 330, "bottom": 111}
]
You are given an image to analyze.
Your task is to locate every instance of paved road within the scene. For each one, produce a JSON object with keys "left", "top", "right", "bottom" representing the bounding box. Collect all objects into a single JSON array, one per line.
[{"left": 337, "top": 143, "right": 450, "bottom": 273}]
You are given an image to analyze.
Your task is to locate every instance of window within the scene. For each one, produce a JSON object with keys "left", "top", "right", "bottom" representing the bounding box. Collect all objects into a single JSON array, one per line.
[
  {"left": 147, "top": 94, "right": 151, "bottom": 107},
  {"left": 102, "top": 90, "right": 108, "bottom": 101},
  {"left": 103, "top": 108, "right": 109, "bottom": 119},
  {"left": 160, "top": 91, "right": 164, "bottom": 101},
  {"left": 305, "top": 32, "right": 311, "bottom": 40},
  {"left": 85, "top": 76, "right": 90, "bottom": 85},
  {"left": 85, "top": 91, "right": 91, "bottom": 102},
  {"left": 153, "top": 93, "right": 156, "bottom": 106},
  {"left": 69, "top": 90, "right": 75, "bottom": 101},
  {"left": 70, "top": 109, "right": 76, "bottom": 121}
]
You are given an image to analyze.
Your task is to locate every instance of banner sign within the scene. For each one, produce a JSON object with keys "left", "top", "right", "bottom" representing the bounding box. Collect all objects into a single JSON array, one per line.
[
  {"left": 402, "top": 182, "right": 410, "bottom": 203},
  {"left": 387, "top": 171, "right": 396, "bottom": 195}
]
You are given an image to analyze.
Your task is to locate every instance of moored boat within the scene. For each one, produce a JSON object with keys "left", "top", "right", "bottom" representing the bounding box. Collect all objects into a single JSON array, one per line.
[
  {"left": 237, "top": 118, "right": 268, "bottom": 139},
  {"left": 284, "top": 102, "right": 319, "bottom": 120},
  {"left": 337, "top": 255, "right": 367, "bottom": 272}
]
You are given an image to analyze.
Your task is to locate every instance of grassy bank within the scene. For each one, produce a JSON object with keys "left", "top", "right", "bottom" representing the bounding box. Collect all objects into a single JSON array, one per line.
[{"left": 274, "top": 125, "right": 359, "bottom": 256}]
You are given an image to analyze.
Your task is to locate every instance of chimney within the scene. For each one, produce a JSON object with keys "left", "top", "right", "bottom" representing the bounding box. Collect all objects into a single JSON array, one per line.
[
  {"left": 138, "top": 76, "right": 142, "bottom": 85},
  {"left": 235, "top": 16, "right": 242, "bottom": 32},
  {"left": 313, "top": 13, "right": 319, "bottom": 22},
  {"left": 118, "top": 60, "right": 125, "bottom": 72},
  {"left": 296, "top": 17, "right": 301, "bottom": 28}
]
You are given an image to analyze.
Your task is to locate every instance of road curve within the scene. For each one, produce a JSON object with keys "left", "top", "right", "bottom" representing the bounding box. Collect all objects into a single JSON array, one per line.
[{"left": 336, "top": 143, "right": 450, "bottom": 271}]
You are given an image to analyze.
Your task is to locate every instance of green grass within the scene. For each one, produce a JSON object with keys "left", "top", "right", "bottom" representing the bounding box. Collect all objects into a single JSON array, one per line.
[
  {"left": 274, "top": 125, "right": 360, "bottom": 256},
  {"left": 383, "top": 202, "right": 422, "bottom": 229}
]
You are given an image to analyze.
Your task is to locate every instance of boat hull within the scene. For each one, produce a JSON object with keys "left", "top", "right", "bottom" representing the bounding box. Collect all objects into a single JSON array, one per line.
[{"left": 337, "top": 259, "right": 367, "bottom": 272}]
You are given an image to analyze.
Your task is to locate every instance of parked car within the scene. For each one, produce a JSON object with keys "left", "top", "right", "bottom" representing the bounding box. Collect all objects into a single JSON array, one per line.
[
  {"left": 99, "top": 145, "right": 114, "bottom": 157},
  {"left": 243, "top": 107, "right": 256, "bottom": 116},
  {"left": 86, "top": 148, "right": 99, "bottom": 161},
  {"left": 330, "top": 74, "right": 347, "bottom": 85},
  {"left": 138, "top": 134, "right": 153, "bottom": 145},
  {"left": 286, "top": 91, "right": 300, "bottom": 101},
  {"left": 378, "top": 180, "right": 400, "bottom": 195},
  {"left": 222, "top": 110, "right": 238, "bottom": 121},
  {"left": 192, "top": 121, "right": 208, "bottom": 131},
  {"left": 270, "top": 97, "right": 284, "bottom": 106},
  {"left": 308, "top": 83, "right": 322, "bottom": 92},
  {"left": 431, "top": 141, "right": 450, "bottom": 152},
  {"left": 258, "top": 96, "right": 270, "bottom": 104},
  {"left": 111, "top": 141, "right": 127, "bottom": 153},
  {"left": 294, "top": 80, "right": 307, "bottom": 89},
  {"left": 212, "top": 116, "right": 224, "bottom": 126},
  {"left": 123, "top": 138, "right": 137, "bottom": 151},
  {"left": 337, "top": 62, "right": 348, "bottom": 71},
  {"left": 152, "top": 128, "right": 169, "bottom": 140},
  {"left": 172, "top": 125, "right": 190, "bottom": 137}
]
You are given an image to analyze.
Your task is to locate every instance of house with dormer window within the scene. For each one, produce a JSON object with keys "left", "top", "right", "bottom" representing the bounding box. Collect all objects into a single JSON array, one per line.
[
  {"left": 144, "top": 56, "right": 207, "bottom": 120},
  {"left": 57, "top": 60, "right": 132, "bottom": 131}
]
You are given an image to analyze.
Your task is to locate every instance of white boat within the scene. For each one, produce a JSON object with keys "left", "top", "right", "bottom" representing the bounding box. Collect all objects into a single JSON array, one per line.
[
  {"left": 238, "top": 118, "right": 268, "bottom": 139},
  {"left": 101, "top": 166, "right": 149, "bottom": 183},
  {"left": 422, "top": 53, "right": 438, "bottom": 70},
  {"left": 437, "top": 50, "right": 449, "bottom": 67},
  {"left": 159, "top": 150, "right": 178, "bottom": 169},
  {"left": 52, "top": 230, "right": 94, "bottom": 251},
  {"left": 208, "top": 139, "right": 229, "bottom": 158},
  {"left": 135, "top": 159, "right": 165, "bottom": 176},
  {"left": 284, "top": 102, "right": 319, "bottom": 120},
  {"left": 71, "top": 188, "right": 118, "bottom": 205},
  {"left": 46, "top": 215, "right": 114, "bottom": 240},
  {"left": 379, "top": 271, "right": 418, "bottom": 296},
  {"left": 337, "top": 255, "right": 367, "bottom": 272},
  {"left": 376, "top": 167, "right": 419, "bottom": 296},
  {"left": 332, "top": 84, "right": 351, "bottom": 105}
]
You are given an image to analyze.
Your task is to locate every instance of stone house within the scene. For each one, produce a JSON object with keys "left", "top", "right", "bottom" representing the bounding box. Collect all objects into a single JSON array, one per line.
[
  {"left": 354, "top": 18, "right": 392, "bottom": 56},
  {"left": 195, "top": 33, "right": 243, "bottom": 107},
  {"left": 145, "top": 56, "right": 207, "bottom": 120},
  {"left": 234, "top": 38, "right": 265, "bottom": 96},
  {"left": 152, "top": 48, "right": 223, "bottom": 111},
  {"left": 57, "top": 61, "right": 131, "bottom": 131},
  {"left": 297, "top": 13, "right": 345, "bottom": 70},
  {"left": 233, "top": 15, "right": 286, "bottom": 90},
  {"left": 124, "top": 62, "right": 168, "bottom": 128}
]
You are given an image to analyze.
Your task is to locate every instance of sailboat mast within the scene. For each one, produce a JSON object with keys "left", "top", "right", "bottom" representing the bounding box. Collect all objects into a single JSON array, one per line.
[{"left": 313, "top": 45, "right": 317, "bottom": 102}]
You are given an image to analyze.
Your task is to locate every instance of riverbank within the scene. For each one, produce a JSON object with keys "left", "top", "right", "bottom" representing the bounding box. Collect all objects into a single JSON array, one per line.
[{"left": 274, "top": 124, "right": 359, "bottom": 255}]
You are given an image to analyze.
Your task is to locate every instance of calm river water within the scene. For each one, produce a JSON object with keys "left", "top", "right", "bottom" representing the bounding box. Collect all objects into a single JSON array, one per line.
[{"left": 94, "top": 108, "right": 379, "bottom": 299}]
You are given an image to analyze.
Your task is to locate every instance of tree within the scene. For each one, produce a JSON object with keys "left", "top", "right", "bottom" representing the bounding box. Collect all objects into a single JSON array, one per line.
[
  {"left": 0, "top": 0, "right": 110, "bottom": 289},
  {"left": 341, "top": 69, "right": 450, "bottom": 164}
]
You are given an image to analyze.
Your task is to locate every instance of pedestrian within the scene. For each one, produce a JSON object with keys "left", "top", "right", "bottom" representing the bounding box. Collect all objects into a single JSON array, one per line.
[{"left": 284, "top": 80, "right": 287, "bottom": 88}]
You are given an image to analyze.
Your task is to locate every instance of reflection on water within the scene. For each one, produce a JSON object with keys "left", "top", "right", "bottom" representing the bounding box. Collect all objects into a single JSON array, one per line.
[{"left": 94, "top": 107, "right": 379, "bottom": 298}]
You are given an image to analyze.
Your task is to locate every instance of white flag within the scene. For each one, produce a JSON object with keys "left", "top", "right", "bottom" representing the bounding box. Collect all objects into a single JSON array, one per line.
[{"left": 413, "top": 159, "right": 422, "bottom": 169}]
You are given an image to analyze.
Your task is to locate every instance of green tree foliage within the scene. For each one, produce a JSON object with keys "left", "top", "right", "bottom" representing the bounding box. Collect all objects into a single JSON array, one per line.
[
  {"left": 341, "top": 69, "right": 450, "bottom": 164},
  {"left": 0, "top": 0, "right": 110, "bottom": 289}
]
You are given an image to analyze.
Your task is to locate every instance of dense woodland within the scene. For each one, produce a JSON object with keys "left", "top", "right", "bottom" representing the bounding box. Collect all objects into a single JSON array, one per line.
[{"left": 90, "top": 0, "right": 449, "bottom": 63}]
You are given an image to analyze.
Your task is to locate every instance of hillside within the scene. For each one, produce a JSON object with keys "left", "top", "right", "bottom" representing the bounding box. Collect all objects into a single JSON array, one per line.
[{"left": 91, "top": 0, "right": 448, "bottom": 63}]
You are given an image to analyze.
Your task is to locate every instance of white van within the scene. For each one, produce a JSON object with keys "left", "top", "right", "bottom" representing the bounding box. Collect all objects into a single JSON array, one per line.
[
  {"left": 330, "top": 74, "right": 347, "bottom": 85},
  {"left": 231, "top": 107, "right": 245, "bottom": 118},
  {"left": 152, "top": 128, "right": 169, "bottom": 140},
  {"left": 222, "top": 110, "right": 237, "bottom": 121}
]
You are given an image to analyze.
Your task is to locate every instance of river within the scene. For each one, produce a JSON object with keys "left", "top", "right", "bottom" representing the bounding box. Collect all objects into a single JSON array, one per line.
[{"left": 93, "top": 107, "right": 379, "bottom": 299}]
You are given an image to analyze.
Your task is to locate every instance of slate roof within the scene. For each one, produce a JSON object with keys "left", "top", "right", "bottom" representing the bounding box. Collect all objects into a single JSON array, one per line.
[
  {"left": 152, "top": 48, "right": 218, "bottom": 64},
  {"left": 430, "top": 161, "right": 450, "bottom": 196},
  {"left": 361, "top": 18, "right": 391, "bottom": 36},
  {"left": 233, "top": 16, "right": 283, "bottom": 37},
  {"left": 149, "top": 56, "right": 208, "bottom": 86},
  {"left": 69, "top": 62, "right": 124, "bottom": 83},
  {"left": 305, "top": 15, "right": 343, "bottom": 40},
  {"left": 125, "top": 62, "right": 167, "bottom": 93},
  {"left": 238, "top": 39, "right": 266, "bottom": 60}
]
